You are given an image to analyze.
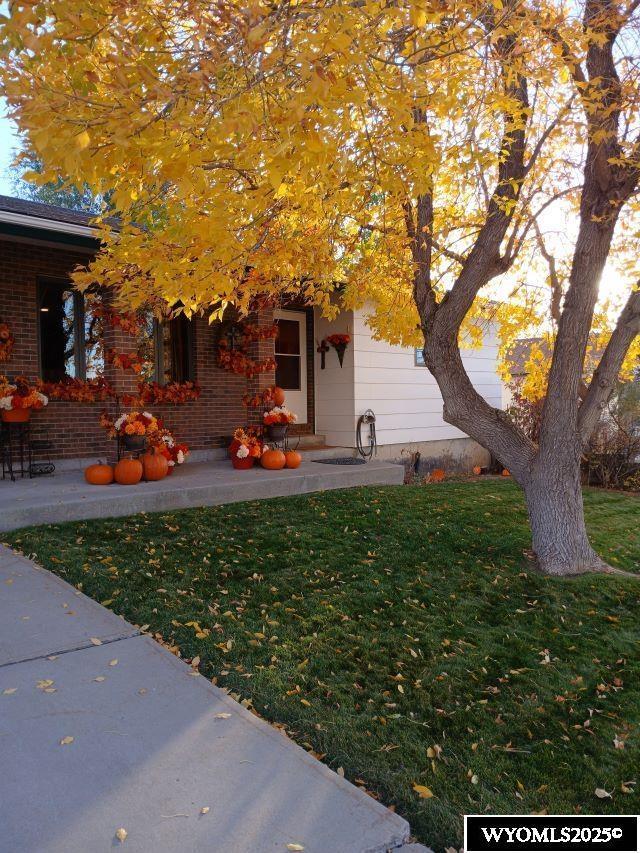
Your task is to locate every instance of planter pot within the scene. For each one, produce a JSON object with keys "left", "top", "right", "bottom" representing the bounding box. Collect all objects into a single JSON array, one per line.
[
  {"left": 232, "top": 456, "right": 255, "bottom": 470},
  {"left": 266, "top": 423, "right": 287, "bottom": 442},
  {"left": 1, "top": 407, "right": 31, "bottom": 423},
  {"left": 122, "top": 434, "right": 146, "bottom": 452}
]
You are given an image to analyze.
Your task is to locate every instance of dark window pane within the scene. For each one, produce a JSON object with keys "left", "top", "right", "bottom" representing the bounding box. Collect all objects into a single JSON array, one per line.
[
  {"left": 163, "top": 315, "right": 192, "bottom": 383},
  {"left": 276, "top": 354, "right": 300, "bottom": 390},
  {"left": 39, "top": 282, "right": 77, "bottom": 381},
  {"left": 275, "top": 319, "right": 300, "bottom": 355}
]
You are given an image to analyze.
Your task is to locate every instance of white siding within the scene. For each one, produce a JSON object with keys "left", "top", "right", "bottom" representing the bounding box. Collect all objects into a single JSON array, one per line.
[
  {"left": 314, "top": 305, "right": 503, "bottom": 448},
  {"left": 314, "top": 309, "right": 357, "bottom": 446},
  {"left": 353, "top": 308, "right": 502, "bottom": 446}
]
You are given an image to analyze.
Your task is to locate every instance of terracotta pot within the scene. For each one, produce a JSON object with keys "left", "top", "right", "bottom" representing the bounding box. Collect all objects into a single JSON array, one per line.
[
  {"left": 1, "top": 407, "right": 30, "bottom": 423},
  {"left": 232, "top": 455, "right": 255, "bottom": 470}
]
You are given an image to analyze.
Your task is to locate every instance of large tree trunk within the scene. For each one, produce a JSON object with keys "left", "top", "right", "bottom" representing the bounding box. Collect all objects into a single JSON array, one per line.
[{"left": 521, "top": 455, "right": 607, "bottom": 576}]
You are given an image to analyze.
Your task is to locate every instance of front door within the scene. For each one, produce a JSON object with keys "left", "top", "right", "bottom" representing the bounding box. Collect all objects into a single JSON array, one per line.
[{"left": 274, "top": 309, "right": 307, "bottom": 425}]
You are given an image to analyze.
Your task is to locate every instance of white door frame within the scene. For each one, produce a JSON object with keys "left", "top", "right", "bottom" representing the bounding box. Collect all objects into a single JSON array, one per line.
[{"left": 274, "top": 309, "right": 308, "bottom": 425}]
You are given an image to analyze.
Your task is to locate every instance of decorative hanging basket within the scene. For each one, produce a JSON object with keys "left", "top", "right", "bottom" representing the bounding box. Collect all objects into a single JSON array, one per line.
[{"left": 325, "top": 334, "right": 351, "bottom": 368}]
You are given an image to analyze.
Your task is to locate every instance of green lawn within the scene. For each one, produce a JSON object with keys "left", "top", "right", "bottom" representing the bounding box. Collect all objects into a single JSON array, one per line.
[{"left": 5, "top": 481, "right": 640, "bottom": 851}]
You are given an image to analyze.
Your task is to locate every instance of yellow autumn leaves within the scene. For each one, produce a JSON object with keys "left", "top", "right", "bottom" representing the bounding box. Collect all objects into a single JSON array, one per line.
[{"left": 1, "top": 0, "right": 638, "bottom": 391}]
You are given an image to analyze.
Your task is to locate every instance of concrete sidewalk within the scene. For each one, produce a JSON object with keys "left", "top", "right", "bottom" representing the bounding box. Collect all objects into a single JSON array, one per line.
[{"left": 0, "top": 545, "right": 429, "bottom": 853}]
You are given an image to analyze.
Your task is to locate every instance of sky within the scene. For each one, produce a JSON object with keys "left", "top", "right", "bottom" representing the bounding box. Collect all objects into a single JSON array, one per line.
[{"left": 0, "top": 100, "right": 19, "bottom": 194}]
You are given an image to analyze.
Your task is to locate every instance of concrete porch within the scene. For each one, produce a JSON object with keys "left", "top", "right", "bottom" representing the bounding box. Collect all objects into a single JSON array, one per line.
[{"left": 0, "top": 456, "right": 403, "bottom": 532}]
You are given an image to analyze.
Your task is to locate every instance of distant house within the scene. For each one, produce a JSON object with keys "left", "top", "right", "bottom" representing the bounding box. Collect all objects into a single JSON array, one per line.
[{"left": 0, "top": 194, "right": 502, "bottom": 469}]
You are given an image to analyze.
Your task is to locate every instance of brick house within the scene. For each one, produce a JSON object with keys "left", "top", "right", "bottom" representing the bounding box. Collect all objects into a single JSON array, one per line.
[{"left": 0, "top": 194, "right": 503, "bottom": 471}]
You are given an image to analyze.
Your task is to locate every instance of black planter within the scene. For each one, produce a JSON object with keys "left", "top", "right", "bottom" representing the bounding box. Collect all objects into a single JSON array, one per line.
[
  {"left": 122, "top": 434, "right": 146, "bottom": 452},
  {"left": 266, "top": 423, "right": 288, "bottom": 442}
]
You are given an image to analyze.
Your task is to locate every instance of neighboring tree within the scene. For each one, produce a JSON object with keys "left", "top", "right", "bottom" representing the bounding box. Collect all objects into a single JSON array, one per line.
[
  {"left": 2, "top": 0, "right": 640, "bottom": 573},
  {"left": 10, "top": 152, "right": 101, "bottom": 212}
]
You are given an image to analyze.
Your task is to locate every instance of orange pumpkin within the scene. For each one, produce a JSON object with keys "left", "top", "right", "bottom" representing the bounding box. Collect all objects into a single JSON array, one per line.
[
  {"left": 261, "top": 449, "right": 286, "bottom": 470},
  {"left": 84, "top": 462, "right": 114, "bottom": 486},
  {"left": 114, "top": 456, "right": 143, "bottom": 486},
  {"left": 284, "top": 450, "right": 302, "bottom": 469},
  {"left": 272, "top": 386, "right": 286, "bottom": 406},
  {"left": 502, "top": 468, "right": 510, "bottom": 477},
  {"left": 472, "top": 465, "right": 482, "bottom": 476},
  {"left": 430, "top": 468, "right": 446, "bottom": 482},
  {"left": 142, "top": 446, "right": 169, "bottom": 481}
]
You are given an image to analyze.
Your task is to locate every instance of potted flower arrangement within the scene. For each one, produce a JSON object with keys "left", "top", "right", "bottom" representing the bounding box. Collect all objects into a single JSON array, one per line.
[
  {"left": 229, "top": 428, "right": 263, "bottom": 469},
  {"left": 153, "top": 428, "right": 189, "bottom": 474},
  {"left": 325, "top": 333, "right": 351, "bottom": 367},
  {"left": 263, "top": 406, "right": 297, "bottom": 442},
  {"left": 0, "top": 375, "right": 48, "bottom": 423},
  {"left": 111, "top": 410, "right": 160, "bottom": 451}
]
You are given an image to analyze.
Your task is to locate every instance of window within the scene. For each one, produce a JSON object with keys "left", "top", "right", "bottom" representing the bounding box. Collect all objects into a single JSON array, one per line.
[
  {"left": 135, "top": 313, "right": 195, "bottom": 384},
  {"left": 275, "top": 319, "right": 301, "bottom": 390},
  {"left": 38, "top": 279, "right": 105, "bottom": 381},
  {"left": 414, "top": 348, "right": 426, "bottom": 366}
]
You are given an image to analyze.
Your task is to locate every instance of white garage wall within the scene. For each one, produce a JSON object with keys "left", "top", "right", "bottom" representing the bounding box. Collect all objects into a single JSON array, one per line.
[{"left": 314, "top": 305, "right": 503, "bottom": 448}]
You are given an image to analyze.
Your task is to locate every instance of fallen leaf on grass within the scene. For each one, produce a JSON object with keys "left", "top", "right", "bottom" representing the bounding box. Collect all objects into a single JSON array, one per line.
[
  {"left": 59, "top": 736, "right": 74, "bottom": 745},
  {"left": 412, "top": 784, "right": 434, "bottom": 799},
  {"left": 595, "top": 788, "right": 612, "bottom": 799}
]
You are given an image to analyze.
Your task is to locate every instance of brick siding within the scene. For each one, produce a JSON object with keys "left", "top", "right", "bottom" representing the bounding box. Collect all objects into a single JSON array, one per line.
[{"left": 0, "top": 237, "right": 321, "bottom": 462}]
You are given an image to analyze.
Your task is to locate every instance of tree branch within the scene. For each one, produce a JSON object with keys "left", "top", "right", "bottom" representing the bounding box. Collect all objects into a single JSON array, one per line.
[
  {"left": 532, "top": 220, "right": 562, "bottom": 327},
  {"left": 578, "top": 286, "right": 640, "bottom": 441}
]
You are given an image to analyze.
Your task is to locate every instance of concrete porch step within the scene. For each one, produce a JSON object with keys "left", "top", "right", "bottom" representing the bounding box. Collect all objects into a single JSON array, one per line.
[{"left": 0, "top": 458, "right": 404, "bottom": 532}]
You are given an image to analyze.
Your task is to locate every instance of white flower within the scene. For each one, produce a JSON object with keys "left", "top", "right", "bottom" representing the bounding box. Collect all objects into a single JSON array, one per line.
[
  {"left": 0, "top": 396, "right": 13, "bottom": 410},
  {"left": 176, "top": 449, "right": 185, "bottom": 464},
  {"left": 236, "top": 444, "right": 249, "bottom": 459},
  {"left": 168, "top": 459, "right": 176, "bottom": 467},
  {"left": 36, "top": 392, "right": 48, "bottom": 406},
  {"left": 142, "top": 411, "right": 154, "bottom": 420},
  {"left": 163, "top": 435, "right": 175, "bottom": 448},
  {"left": 114, "top": 414, "right": 127, "bottom": 430}
]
